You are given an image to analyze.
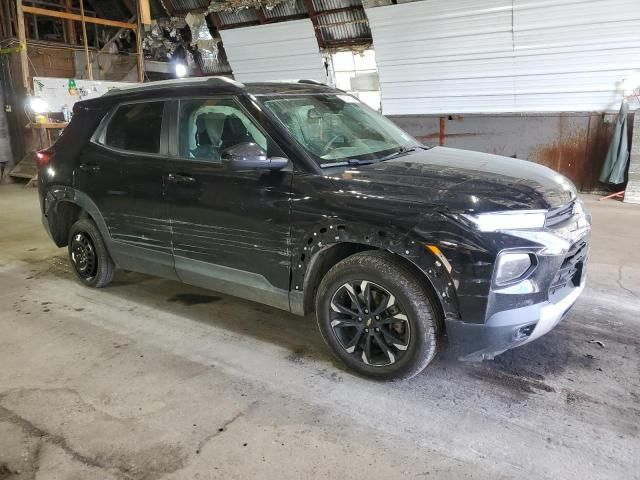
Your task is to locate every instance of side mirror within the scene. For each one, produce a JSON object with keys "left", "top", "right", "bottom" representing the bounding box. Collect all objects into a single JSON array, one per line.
[{"left": 221, "top": 142, "right": 288, "bottom": 171}]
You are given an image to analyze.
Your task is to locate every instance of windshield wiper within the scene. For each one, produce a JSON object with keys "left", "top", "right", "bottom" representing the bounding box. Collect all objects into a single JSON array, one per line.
[
  {"left": 379, "top": 144, "right": 429, "bottom": 162},
  {"left": 319, "top": 159, "right": 378, "bottom": 168}
]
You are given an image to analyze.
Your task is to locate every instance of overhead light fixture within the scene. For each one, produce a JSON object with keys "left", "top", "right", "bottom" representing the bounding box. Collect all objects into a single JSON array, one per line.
[
  {"left": 29, "top": 96, "right": 49, "bottom": 113},
  {"left": 175, "top": 63, "right": 188, "bottom": 78}
]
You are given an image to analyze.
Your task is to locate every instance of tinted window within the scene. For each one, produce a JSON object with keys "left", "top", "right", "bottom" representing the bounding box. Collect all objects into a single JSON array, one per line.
[
  {"left": 178, "top": 98, "right": 267, "bottom": 161},
  {"left": 104, "top": 101, "right": 164, "bottom": 153}
]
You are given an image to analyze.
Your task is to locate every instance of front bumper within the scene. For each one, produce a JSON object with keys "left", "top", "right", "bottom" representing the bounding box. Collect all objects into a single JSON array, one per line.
[
  {"left": 446, "top": 279, "right": 585, "bottom": 361},
  {"left": 446, "top": 202, "right": 591, "bottom": 361}
]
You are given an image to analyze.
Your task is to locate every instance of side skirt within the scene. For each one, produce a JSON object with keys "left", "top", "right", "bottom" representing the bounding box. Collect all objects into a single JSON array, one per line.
[{"left": 174, "top": 255, "right": 292, "bottom": 313}]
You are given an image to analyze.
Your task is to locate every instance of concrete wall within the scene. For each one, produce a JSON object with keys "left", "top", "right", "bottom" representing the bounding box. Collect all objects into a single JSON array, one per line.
[{"left": 390, "top": 112, "right": 633, "bottom": 192}]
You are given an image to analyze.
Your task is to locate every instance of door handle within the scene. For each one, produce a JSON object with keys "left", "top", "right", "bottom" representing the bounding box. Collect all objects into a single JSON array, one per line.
[
  {"left": 79, "top": 163, "right": 101, "bottom": 173},
  {"left": 167, "top": 173, "right": 196, "bottom": 184}
]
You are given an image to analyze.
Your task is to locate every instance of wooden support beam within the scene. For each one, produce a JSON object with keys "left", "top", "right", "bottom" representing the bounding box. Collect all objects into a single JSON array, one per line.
[
  {"left": 79, "top": 0, "right": 93, "bottom": 79},
  {"left": 63, "top": 0, "right": 76, "bottom": 44},
  {"left": 22, "top": 5, "right": 137, "bottom": 30},
  {"left": 256, "top": 8, "right": 267, "bottom": 24},
  {"left": 16, "top": 0, "right": 31, "bottom": 93},
  {"left": 303, "top": 0, "right": 324, "bottom": 49},
  {"left": 209, "top": 12, "right": 223, "bottom": 30},
  {"left": 0, "top": 1, "right": 7, "bottom": 37},
  {"left": 10, "top": 1, "right": 19, "bottom": 39},
  {"left": 139, "top": 0, "right": 151, "bottom": 25}
]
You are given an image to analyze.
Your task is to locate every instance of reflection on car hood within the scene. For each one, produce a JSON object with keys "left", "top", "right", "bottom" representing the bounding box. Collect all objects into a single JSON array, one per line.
[{"left": 331, "top": 146, "right": 576, "bottom": 213}]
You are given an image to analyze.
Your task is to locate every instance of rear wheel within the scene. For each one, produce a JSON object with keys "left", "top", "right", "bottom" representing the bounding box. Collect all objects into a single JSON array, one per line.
[
  {"left": 68, "top": 218, "right": 114, "bottom": 288},
  {"left": 315, "top": 251, "right": 439, "bottom": 380}
]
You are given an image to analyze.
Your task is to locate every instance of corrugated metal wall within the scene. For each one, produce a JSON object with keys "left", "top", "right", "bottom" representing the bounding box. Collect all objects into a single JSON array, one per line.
[
  {"left": 366, "top": 0, "right": 640, "bottom": 115},
  {"left": 219, "top": 19, "right": 327, "bottom": 83}
]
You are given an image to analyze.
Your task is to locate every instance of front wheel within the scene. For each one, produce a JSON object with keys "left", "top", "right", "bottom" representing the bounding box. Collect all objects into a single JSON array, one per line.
[{"left": 315, "top": 251, "right": 439, "bottom": 380}]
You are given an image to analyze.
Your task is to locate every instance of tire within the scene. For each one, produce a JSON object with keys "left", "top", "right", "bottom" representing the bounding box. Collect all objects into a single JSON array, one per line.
[
  {"left": 67, "top": 218, "right": 114, "bottom": 288},
  {"left": 315, "top": 251, "right": 439, "bottom": 380}
]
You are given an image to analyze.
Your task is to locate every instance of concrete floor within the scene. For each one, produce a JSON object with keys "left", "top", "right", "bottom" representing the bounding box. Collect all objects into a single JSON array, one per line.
[{"left": 0, "top": 183, "right": 639, "bottom": 480}]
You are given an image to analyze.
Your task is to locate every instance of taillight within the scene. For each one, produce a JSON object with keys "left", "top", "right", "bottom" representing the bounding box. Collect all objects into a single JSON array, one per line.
[{"left": 35, "top": 149, "right": 54, "bottom": 168}]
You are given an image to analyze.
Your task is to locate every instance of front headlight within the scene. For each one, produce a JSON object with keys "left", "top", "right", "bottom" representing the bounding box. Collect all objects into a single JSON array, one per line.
[{"left": 463, "top": 210, "right": 547, "bottom": 232}]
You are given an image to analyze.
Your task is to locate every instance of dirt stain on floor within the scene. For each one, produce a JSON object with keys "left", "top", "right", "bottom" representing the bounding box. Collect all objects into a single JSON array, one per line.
[{"left": 168, "top": 294, "right": 221, "bottom": 306}]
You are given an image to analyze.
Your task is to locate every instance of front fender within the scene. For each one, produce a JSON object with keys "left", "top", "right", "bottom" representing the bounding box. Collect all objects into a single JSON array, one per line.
[{"left": 291, "top": 219, "right": 461, "bottom": 323}]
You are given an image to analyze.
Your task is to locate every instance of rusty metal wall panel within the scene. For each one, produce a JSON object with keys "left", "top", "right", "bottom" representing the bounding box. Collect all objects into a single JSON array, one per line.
[
  {"left": 367, "top": 0, "right": 640, "bottom": 114},
  {"left": 389, "top": 112, "right": 626, "bottom": 191},
  {"left": 219, "top": 19, "right": 327, "bottom": 82}
]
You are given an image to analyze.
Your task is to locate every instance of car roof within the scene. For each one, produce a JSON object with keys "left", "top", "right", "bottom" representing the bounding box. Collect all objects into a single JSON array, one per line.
[{"left": 95, "top": 77, "right": 336, "bottom": 101}]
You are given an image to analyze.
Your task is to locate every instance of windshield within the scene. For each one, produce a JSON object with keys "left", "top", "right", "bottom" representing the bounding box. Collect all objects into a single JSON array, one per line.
[{"left": 258, "top": 93, "right": 420, "bottom": 167}]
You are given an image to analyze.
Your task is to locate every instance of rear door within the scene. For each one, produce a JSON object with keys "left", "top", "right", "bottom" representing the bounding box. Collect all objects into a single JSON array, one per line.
[
  {"left": 165, "top": 96, "right": 293, "bottom": 309},
  {"left": 81, "top": 99, "right": 176, "bottom": 279}
]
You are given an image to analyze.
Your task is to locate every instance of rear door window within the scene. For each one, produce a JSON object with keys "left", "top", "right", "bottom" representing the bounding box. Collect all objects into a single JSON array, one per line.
[{"left": 104, "top": 101, "right": 165, "bottom": 154}]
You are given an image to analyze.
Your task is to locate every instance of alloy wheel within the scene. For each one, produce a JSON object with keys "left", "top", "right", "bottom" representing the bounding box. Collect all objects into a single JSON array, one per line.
[{"left": 329, "top": 280, "right": 411, "bottom": 366}]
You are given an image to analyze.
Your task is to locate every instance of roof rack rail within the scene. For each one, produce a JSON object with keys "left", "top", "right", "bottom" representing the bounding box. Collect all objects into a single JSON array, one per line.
[
  {"left": 297, "top": 79, "right": 327, "bottom": 86},
  {"left": 103, "top": 76, "right": 245, "bottom": 97}
]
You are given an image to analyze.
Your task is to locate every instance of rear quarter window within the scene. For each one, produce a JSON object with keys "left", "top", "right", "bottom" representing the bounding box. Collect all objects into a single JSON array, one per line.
[{"left": 103, "top": 101, "right": 164, "bottom": 154}]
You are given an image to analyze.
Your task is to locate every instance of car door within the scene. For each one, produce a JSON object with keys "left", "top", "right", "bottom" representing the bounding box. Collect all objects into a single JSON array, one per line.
[
  {"left": 165, "top": 97, "right": 292, "bottom": 310},
  {"left": 81, "top": 99, "right": 176, "bottom": 279}
]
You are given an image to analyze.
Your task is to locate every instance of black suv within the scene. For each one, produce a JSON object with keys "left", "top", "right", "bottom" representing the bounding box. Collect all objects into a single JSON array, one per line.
[{"left": 38, "top": 78, "right": 591, "bottom": 379}]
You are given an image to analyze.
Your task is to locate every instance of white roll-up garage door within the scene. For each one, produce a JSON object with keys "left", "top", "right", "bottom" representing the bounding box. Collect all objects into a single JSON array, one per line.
[
  {"left": 220, "top": 19, "right": 327, "bottom": 83},
  {"left": 366, "top": 0, "right": 640, "bottom": 114}
]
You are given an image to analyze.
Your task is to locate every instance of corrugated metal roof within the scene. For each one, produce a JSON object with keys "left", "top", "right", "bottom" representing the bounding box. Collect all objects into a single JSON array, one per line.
[
  {"left": 367, "top": 0, "right": 640, "bottom": 114},
  {"left": 313, "top": 0, "right": 362, "bottom": 11},
  {"left": 219, "top": 9, "right": 258, "bottom": 25},
  {"left": 220, "top": 19, "right": 326, "bottom": 82},
  {"left": 317, "top": 8, "right": 369, "bottom": 43},
  {"left": 263, "top": 0, "right": 307, "bottom": 18},
  {"left": 153, "top": 0, "right": 371, "bottom": 48},
  {"left": 162, "top": 0, "right": 210, "bottom": 15}
]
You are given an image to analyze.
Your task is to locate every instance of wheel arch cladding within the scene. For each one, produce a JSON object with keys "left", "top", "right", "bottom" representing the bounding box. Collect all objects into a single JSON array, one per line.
[
  {"left": 43, "top": 186, "right": 112, "bottom": 248},
  {"left": 293, "top": 222, "right": 460, "bottom": 325}
]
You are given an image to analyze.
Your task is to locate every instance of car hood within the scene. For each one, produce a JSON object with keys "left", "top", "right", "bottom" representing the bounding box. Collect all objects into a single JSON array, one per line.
[{"left": 330, "top": 146, "right": 576, "bottom": 213}]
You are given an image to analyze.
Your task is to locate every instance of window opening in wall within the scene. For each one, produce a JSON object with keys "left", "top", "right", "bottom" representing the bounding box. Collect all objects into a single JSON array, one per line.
[{"left": 328, "top": 49, "right": 381, "bottom": 112}]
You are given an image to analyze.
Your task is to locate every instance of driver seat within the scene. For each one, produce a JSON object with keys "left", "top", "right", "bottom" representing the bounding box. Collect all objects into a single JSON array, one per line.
[{"left": 220, "top": 115, "right": 251, "bottom": 150}]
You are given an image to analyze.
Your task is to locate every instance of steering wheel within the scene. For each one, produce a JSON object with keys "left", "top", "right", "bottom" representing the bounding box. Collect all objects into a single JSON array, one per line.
[{"left": 320, "top": 135, "right": 342, "bottom": 156}]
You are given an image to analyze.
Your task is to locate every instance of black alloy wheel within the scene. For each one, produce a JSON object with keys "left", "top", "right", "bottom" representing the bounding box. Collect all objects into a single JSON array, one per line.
[
  {"left": 329, "top": 280, "right": 410, "bottom": 366},
  {"left": 316, "top": 251, "right": 439, "bottom": 380}
]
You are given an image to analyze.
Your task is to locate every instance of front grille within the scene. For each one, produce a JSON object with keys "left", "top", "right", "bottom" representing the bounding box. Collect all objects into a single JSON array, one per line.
[
  {"left": 549, "top": 238, "right": 588, "bottom": 295},
  {"left": 545, "top": 201, "right": 575, "bottom": 227}
]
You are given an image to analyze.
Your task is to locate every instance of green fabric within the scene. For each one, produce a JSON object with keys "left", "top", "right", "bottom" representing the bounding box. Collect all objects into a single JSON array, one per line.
[{"left": 599, "top": 100, "right": 629, "bottom": 185}]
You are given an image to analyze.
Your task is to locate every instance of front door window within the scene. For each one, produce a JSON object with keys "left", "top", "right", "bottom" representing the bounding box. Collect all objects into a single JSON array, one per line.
[{"left": 178, "top": 98, "right": 268, "bottom": 162}]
